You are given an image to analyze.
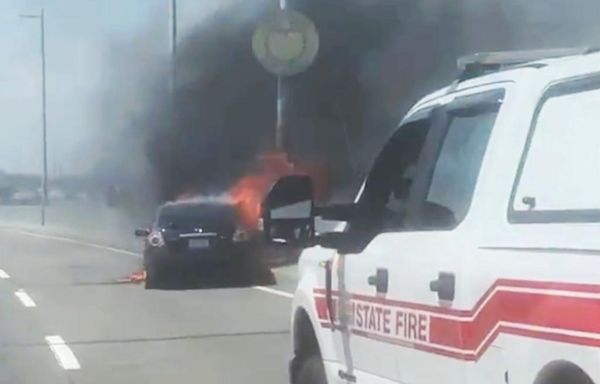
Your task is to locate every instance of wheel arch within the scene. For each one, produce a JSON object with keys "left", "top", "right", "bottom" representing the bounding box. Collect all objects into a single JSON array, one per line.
[
  {"left": 290, "top": 306, "right": 323, "bottom": 383},
  {"left": 533, "top": 360, "right": 595, "bottom": 384},
  {"left": 293, "top": 306, "right": 321, "bottom": 358}
]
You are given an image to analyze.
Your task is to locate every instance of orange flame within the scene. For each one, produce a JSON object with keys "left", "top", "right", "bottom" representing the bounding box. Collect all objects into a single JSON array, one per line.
[
  {"left": 229, "top": 152, "right": 297, "bottom": 231},
  {"left": 230, "top": 175, "right": 269, "bottom": 231}
]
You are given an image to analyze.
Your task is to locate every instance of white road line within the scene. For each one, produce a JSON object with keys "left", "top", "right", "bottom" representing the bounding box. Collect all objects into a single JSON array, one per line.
[
  {"left": 0, "top": 269, "right": 10, "bottom": 279},
  {"left": 4, "top": 228, "right": 296, "bottom": 300},
  {"left": 253, "top": 286, "right": 293, "bottom": 299},
  {"left": 45, "top": 335, "right": 81, "bottom": 370},
  {"left": 14, "top": 289, "right": 36, "bottom": 307},
  {"left": 9, "top": 229, "right": 141, "bottom": 258}
]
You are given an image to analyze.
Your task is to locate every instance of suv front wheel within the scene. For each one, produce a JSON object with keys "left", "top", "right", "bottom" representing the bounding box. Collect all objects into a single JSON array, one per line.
[{"left": 293, "top": 355, "right": 327, "bottom": 384}]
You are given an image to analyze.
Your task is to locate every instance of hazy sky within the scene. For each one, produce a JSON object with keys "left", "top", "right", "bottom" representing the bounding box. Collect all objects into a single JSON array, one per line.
[{"left": 0, "top": 0, "right": 229, "bottom": 175}]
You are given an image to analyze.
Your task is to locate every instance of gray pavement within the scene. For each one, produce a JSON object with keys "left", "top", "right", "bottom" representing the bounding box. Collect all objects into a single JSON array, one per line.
[{"left": 0, "top": 229, "right": 295, "bottom": 383}]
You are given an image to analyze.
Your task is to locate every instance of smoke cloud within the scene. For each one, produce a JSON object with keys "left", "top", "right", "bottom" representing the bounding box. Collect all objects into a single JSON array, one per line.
[{"left": 98, "top": 0, "right": 600, "bottom": 206}]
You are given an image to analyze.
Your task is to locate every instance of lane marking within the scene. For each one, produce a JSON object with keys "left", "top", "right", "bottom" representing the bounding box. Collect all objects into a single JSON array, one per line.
[
  {"left": 4, "top": 228, "right": 296, "bottom": 300},
  {"left": 0, "top": 269, "right": 10, "bottom": 279},
  {"left": 253, "top": 285, "right": 293, "bottom": 299},
  {"left": 14, "top": 289, "right": 36, "bottom": 307},
  {"left": 8, "top": 229, "right": 141, "bottom": 257},
  {"left": 45, "top": 335, "right": 81, "bottom": 370}
]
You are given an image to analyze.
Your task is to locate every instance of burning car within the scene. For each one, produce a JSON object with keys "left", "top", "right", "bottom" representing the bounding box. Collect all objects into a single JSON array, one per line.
[
  {"left": 135, "top": 199, "right": 268, "bottom": 289},
  {"left": 134, "top": 152, "right": 328, "bottom": 289}
]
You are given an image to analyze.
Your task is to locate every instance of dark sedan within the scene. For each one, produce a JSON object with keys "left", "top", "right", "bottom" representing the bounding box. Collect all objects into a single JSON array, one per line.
[{"left": 135, "top": 201, "right": 269, "bottom": 289}]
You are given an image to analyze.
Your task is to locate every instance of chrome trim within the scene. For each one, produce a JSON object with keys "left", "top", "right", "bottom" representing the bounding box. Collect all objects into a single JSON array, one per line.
[{"left": 179, "top": 232, "right": 217, "bottom": 238}]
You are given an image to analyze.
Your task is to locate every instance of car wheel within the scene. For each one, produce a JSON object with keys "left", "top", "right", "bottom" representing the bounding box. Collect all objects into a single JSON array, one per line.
[
  {"left": 533, "top": 361, "right": 594, "bottom": 384},
  {"left": 145, "top": 263, "right": 163, "bottom": 290},
  {"left": 294, "top": 355, "right": 327, "bottom": 384}
]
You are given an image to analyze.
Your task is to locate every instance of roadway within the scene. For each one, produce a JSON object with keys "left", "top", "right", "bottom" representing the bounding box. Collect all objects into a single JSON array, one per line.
[{"left": 0, "top": 228, "right": 297, "bottom": 383}]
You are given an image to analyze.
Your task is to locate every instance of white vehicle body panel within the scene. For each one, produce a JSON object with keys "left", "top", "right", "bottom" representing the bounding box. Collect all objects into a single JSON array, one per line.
[{"left": 291, "top": 51, "right": 600, "bottom": 384}]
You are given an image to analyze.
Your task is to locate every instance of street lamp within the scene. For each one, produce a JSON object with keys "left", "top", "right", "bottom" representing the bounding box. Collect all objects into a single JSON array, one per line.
[
  {"left": 19, "top": 9, "right": 48, "bottom": 226},
  {"left": 277, "top": 0, "right": 287, "bottom": 150},
  {"left": 171, "top": 0, "right": 177, "bottom": 92},
  {"left": 252, "top": 3, "right": 319, "bottom": 150}
]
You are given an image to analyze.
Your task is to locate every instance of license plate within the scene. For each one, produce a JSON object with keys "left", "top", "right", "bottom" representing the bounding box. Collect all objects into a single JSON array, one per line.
[{"left": 189, "top": 238, "right": 210, "bottom": 249}]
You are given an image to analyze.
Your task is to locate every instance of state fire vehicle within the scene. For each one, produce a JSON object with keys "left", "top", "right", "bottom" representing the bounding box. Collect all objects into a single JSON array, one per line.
[{"left": 263, "top": 48, "right": 600, "bottom": 384}]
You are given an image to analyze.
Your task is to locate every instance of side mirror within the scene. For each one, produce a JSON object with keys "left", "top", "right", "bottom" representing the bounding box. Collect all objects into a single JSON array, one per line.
[
  {"left": 134, "top": 228, "right": 150, "bottom": 237},
  {"left": 262, "top": 175, "right": 315, "bottom": 245},
  {"left": 316, "top": 231, "right": 366, "bottom": 254}
]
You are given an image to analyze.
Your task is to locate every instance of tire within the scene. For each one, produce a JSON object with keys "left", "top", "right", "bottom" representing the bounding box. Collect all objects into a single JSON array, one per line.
[
  {"left": 294, "top": 355, "right": 327, "bottom": 384},
  {"left": 533, "top": 361, "right": 594, "bottom": 384},
  {"left": 144, "top": 262, "right": 164, "bottom": 290}
]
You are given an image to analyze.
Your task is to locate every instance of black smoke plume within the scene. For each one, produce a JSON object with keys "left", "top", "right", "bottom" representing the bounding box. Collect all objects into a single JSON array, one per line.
[{"left": 103, "top": 0, "right": 600, "bottom": 204}]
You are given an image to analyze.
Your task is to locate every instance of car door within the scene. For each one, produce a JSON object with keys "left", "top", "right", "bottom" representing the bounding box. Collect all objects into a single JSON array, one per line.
[
  {"left": 331, "top": 109, "right": 437, "bottom": 384},
  {"left": 336, "top": 88, "right": 506, "bottom": 384}
]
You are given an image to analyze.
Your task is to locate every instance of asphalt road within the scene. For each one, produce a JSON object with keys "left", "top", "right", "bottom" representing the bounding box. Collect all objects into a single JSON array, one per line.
[{"left": 0, "top": 229, "right": 296, "bottom": 384}]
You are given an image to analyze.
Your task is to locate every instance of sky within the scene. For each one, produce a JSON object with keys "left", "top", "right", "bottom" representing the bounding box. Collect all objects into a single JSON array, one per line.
[
  {"left": 0, "top": 0, "right": 230, "bottom": 175},
  {"left": 4, "top": 0, "right": 599, "bottom": 179}
]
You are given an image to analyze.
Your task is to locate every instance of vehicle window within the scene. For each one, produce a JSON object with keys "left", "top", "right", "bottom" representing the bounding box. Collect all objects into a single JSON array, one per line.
[
  {"left": 425, "top": 104, "right": 499, "bottom": 227},
  {"left": 512, "top": 81, "right": 600, "bottom": 220},
  {"left": 354, "top": 115, "right": 432, "bottom": 232},
  {"left": 383, "top": 122, "right": 431, "bottom": 222},
  {"left": 353, "top": 92, "right": 502, "bottom": 234},
  {"left": 158, "top": 203, "right": 236, "bottom": 227}
]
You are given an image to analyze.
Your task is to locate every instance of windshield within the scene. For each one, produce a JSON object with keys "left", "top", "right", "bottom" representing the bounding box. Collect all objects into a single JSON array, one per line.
[{"left": 1, "top": 1, "right": 598, "bottom": 383}]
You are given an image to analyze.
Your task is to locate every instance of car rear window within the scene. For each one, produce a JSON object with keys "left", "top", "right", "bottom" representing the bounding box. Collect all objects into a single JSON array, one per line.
[{"left": 158, "top": 203, "right": 237, "bottom": 227}]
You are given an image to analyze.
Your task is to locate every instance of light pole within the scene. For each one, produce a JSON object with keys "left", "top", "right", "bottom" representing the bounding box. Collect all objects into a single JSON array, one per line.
[
  {"left": 253, "top": 4, "right": 318, "bottom": 151},
  {"left": 276, "top": 0, "right": 287, "bottom": 150},
  {"left": 20, "top": 9, "right": 48, "bottom": 226},
  {"left": 171, "top": 0, "right": 177, "bottom": 93}
]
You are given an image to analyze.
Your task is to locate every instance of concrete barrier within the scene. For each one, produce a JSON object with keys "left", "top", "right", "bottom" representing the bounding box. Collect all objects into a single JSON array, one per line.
[{"left": 0, "top": 201, "right": 148, "bottom": 253}]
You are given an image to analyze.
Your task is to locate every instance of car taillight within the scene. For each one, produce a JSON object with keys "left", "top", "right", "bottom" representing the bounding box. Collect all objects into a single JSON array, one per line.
[{"left": 148, "top": 230, "right": 165, "bottom": 247}]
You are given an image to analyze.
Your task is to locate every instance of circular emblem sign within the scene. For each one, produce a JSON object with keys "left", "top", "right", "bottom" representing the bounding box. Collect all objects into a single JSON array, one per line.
[{"left": 253, "top": 9, "right": 319, "bottom": 76}]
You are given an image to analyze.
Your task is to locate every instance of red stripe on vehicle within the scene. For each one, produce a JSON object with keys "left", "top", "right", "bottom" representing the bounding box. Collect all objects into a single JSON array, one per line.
[
  {"left": 314, "top": 279, "right": 600, "bottom": 360},
  {"left": 315, "top": 279, "right": 600, "bottom": 315},
  {"left": 315, "top": 296, "right": 329, "bottom": 321},
  {"left": 431, "top": 292, "right": 600, "bottom": 350}
]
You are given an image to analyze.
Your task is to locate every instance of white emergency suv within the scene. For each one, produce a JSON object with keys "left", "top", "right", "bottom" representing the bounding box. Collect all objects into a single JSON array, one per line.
[{"left": 262, "top": 48, "right": 600, "bottom": 384}]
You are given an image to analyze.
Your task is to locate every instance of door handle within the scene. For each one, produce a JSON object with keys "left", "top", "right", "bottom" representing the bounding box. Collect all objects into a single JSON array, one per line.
[
  {"left": 430, "top": 272, "right": 455, "bottom": 301},
  {"left": 368, "top": 268, "right": 388, "bottom": 294}
]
